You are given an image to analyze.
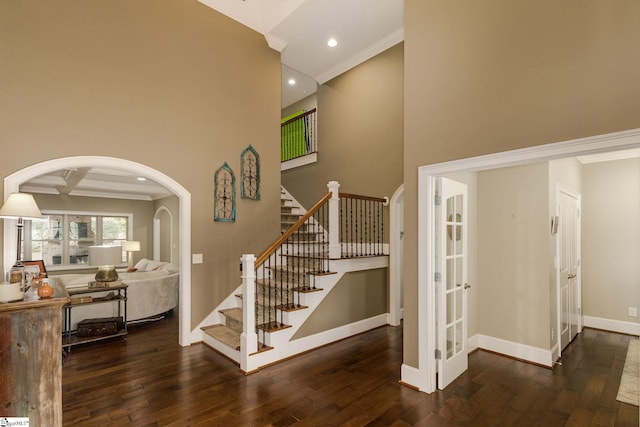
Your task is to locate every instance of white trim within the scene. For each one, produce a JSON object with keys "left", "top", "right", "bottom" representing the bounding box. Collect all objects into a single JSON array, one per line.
[
  {"left": 476, "top": 334, "right": 554, "bottom": 367},
  {"left": 467, "top": 334, "right": 479, "bottom": 353},
  {"left": 408, "top": 127, "right": 640, "bottom": 394},
  {"left": 389, "top": 184, "right": 404, "bottom": 326},
  {"left": 583, "top": 315, "right": 640, "bottom": 336},
  {"left": 3, "top": 156, "right": 192, "bottom": 347},
  {"left": 315, "top": 28, "right": 404, "bottom": 85},
  {"left": 281, "top": 153, "right": 318, "bottom": 171}
]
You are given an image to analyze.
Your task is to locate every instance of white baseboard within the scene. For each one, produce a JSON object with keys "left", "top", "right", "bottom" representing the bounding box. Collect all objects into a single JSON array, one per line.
[
  {"left": 583, "top": 315, "right": 640, "bottom": 336},
  {"left": 467, "top": 334, "right": 479, "bottom": 353},
  {"left": 474, "top": 334, "right": 554, "bottom": 367}
]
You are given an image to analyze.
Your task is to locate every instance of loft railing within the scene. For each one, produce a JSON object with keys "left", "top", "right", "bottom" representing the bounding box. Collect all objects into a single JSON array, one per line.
[
  {"left": 239, "top": 181, "right": 388, "bottom": 372},
  {"left": 281, "top": 108, "right": 317, "bottom": 162}
]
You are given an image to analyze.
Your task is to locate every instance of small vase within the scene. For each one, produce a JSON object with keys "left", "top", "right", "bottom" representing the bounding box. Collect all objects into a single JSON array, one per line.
[{"left": 38, "top": 280, "right": 54, "bottom": 298}]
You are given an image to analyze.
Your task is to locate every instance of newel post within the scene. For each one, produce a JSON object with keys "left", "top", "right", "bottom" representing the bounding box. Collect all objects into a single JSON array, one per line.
[
  {"left": 327, "top": 180, "right": 341, "bottom": 259},
  {"left": 240, "top": 254, "right": 257, "bottom": 371}
]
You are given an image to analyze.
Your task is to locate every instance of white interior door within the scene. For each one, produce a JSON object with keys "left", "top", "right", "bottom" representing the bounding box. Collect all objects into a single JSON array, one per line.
[
  {"left": 436, "top": 177, "right": 469, "bottom": 389},
  {"left": 558, "top": 189, "right": 581, "bottom": 350}
]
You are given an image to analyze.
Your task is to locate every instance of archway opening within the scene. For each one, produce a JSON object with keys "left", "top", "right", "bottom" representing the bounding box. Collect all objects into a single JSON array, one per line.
[{"left": 3, "top": 156, "right": 192, "bottom": 346}]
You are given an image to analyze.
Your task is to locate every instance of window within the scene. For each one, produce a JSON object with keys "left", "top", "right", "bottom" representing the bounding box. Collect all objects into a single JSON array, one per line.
[{"left": 24, "top": 211, "right": 132, "bottom": 268}]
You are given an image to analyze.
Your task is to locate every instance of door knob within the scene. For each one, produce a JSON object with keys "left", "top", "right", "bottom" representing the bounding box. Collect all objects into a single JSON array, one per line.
[
  {"left": 464, "top": 283, "right": 471, "bottom": 289},
  {"left": 568, "top": 274, "right": 576, "bottom": 279}
]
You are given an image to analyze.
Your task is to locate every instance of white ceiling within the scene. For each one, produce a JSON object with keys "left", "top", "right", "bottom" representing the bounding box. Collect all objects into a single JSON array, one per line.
[{"left": 199, "top": 0, "right": 404, "bottom": 107}]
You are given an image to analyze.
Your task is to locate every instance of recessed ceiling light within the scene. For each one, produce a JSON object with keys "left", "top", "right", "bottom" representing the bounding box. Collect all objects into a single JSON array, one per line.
[
  {"left": 288, "top": 78, "right": 296, "bottom": 85},
  {"left": 327, "top": 38, "right": 338, "bottom": 48},
  {"left": 137, "top": 177, "right": 147, "bottom": 182}
]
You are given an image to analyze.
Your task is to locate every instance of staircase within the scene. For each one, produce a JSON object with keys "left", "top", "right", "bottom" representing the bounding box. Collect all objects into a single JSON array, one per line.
[
  {"left": 201, "top": 189, "right": 325, "bottom": 357},
  {"left": 199, "top": 183, "right": 389, "bottom": 372}
]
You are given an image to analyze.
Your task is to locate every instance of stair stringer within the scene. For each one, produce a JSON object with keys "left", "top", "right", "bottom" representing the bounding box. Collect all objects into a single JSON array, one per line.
[{"left": 244, "top": 255, "right": 389, "bottom": 372}]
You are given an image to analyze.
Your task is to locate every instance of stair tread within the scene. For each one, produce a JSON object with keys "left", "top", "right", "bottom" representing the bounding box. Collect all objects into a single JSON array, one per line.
[{"left": 202, "top": 324, "right": 240, "bottom": 350}]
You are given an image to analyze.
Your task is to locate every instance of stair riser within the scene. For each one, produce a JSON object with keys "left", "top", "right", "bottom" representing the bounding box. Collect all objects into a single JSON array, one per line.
[
  {"left": 224, "top": 315, "right": 243, "bottom": 334},
  {"left": 261, "top": 272, "right": 310, "bottom": 286},
  {"left": 281, "top": 213, "right": 302, "bottom": 222},
  {"left": 284, "top": 257, "right": 326, "bottom": 271}
]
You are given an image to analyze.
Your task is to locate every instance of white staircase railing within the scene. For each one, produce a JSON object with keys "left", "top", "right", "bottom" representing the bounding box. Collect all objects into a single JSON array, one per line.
[{"left": 239, "top": 180, "right": 388, "bottom": 372}]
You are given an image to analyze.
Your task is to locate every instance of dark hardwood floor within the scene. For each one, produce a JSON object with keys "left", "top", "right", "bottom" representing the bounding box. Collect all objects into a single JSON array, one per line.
[{"left": 62, "top": 313, "right": 639, "bottom": 426}]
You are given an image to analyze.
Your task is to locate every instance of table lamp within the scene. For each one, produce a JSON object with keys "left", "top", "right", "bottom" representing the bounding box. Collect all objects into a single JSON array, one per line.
[
  {"left": 89, "top": 245, "right": 122, "bottom": 282},
  {"left": 0, "top": 193, "right": 44, "bottom": 289},
  {"left": 122, "top": 241, "right": 140, "bottom": 270}
]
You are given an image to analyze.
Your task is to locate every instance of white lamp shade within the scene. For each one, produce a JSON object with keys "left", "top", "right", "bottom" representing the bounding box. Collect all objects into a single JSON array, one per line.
[
  {"left": 89, "top": 245, "right": 122, "bottom": 266},
  {"left": 122, "top": 241, "right": 140, "bottom": 252},
  {"left": 0, "top": 193, "right": 43, "bottom": 219}
]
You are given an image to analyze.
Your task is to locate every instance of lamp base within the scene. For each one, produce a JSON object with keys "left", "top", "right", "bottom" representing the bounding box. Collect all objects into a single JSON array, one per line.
[{"left": 95, "top": 265, "right": 119, "bottom": 282}]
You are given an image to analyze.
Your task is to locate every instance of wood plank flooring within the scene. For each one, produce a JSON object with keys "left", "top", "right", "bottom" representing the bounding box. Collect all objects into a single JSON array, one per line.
[{"left": 62, "top": 313, "right": 639, "bottom": 426}]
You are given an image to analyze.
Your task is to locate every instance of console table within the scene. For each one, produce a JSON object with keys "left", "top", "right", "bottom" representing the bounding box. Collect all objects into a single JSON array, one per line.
[
  {"left": 63, "top": 283, "right": 128, "bottom": 349},
  {"left": 0, "top": 281, "right": 69, "bottom": 426}
]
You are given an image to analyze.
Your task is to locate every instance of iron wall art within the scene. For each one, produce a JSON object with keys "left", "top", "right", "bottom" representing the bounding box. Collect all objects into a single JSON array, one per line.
[
  {"left": 241, "top": 145, "right": 260, "bottom": 200},
  {"left": 214, "top": 162, "right": 236, "bottom": 222}
]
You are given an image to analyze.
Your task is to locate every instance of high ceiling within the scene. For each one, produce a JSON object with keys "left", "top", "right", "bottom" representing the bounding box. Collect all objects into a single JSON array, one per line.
[{"left": 198, "top": 0, "right": 405, "bottom": 107}]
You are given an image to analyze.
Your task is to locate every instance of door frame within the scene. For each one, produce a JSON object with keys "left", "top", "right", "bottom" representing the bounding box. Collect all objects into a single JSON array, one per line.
[{"left": 409, "top": 127, "right": 640, "bottom": 394}]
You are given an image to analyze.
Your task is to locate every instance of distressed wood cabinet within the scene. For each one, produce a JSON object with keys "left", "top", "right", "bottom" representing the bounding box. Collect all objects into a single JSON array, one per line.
[{"left": 0, "top": 282, "right": 69, "bottom": 425}]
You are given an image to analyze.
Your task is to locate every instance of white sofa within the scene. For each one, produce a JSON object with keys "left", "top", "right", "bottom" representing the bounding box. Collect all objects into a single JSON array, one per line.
[{"left": 53, "top": 259, "right": 179, "bottom": 329}]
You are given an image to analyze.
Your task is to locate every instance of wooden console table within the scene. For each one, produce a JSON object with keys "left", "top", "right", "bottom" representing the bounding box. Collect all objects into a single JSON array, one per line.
[{"left": 0, "top": 282, "right": 69, "bottom": 426}]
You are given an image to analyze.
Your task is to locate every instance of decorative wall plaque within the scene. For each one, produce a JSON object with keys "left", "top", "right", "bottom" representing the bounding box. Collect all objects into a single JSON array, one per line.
[
  {"left": 241, "top": 145, "right": 260, "bottom": 200},
  {"left": 214, "top": 162, "right": 236, "bottom": 222}
]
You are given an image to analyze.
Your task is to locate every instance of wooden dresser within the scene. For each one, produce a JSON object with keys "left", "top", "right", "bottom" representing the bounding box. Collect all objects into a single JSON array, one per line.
[{"left": 0, "top": 282, "right": 69, "bottom": 425}]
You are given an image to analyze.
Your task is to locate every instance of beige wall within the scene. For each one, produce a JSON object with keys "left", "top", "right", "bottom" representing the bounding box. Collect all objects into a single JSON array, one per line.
[
  {"left": 281, "top": 42, "right": 404, "bottom": 208},
  {"left": 582, "top": 158, "right": 640, "bottom": 323},
  {"left": 404, "top": 0, "right": 640, "bottom": 367},
  {"left": 292, "top": 268, "right": 388, "bottom": 339},
  {"left": 0, "top": 0, "right": 282, "bottom": 328},
  {"left": 282, "top": 93, "right": 318, "bottom": 119},
  {"left": 477, "top": 163, "right": 551, "bottom": 349}
]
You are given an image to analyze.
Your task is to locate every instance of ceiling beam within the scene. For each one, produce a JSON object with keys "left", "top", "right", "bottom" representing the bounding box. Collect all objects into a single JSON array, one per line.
[{"left": 57, "top": 168, "right": 91, "bottom": 195}]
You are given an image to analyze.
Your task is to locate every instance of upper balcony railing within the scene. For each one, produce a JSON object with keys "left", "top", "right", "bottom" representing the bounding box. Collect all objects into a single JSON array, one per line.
[{"left": 281, "top": 108, "right": 317, "bottom": 163}]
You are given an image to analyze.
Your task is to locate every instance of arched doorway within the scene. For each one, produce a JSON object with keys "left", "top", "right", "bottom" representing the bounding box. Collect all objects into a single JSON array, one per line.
[
  {"left": 154, "top": 206, "right": 174, "bottom": 263},
  {"left": 2, "top": 156, "right": 192, "bottom": 346}
]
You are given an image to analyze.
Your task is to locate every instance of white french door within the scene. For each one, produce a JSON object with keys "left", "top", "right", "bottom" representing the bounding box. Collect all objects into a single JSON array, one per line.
[
  {"left": 557, "top": 188, "right": 581, "bottom": 351},
  {"left": 436, "top": 177, "right": 469, "bottom": 389}
]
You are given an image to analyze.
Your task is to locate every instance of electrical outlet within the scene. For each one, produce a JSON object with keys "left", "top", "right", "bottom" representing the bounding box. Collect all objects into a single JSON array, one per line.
[{"left": 628, "top": 307, "right": 638, "bottom": 317}]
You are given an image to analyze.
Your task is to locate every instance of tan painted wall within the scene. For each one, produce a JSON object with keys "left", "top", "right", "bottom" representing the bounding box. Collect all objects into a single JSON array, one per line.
[
  {"left": 582, "top": 158, "right": 640, "bottom": 323},
  {"left": 404, "top": 0, "right": 640, "bottom": 367},
  {"left": 0, "top": 0, "right": 282, "bottom": 328},
  {"left": 282, "top": 93, "right": 317, "bottom": 119},
  {"left": 477, "top": 163, "right": 550, "bottom": 349},
  {"left": 281, "top": 42, "right": 404, "bottom": 208},
  {"left": 292, "top": 268, "right": 388, "bottom": 339}
]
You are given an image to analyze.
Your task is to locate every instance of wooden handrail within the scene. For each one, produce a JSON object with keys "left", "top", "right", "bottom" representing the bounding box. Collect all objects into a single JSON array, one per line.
[
  {"left": 339, "top": 192, "right": 387, "bottom": 203},
  {"left": 281, "top": 108, "right": 317, "bottom": 127},
  {"left": 255, "top": 191, "right": 332, "bottom": 267}
]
